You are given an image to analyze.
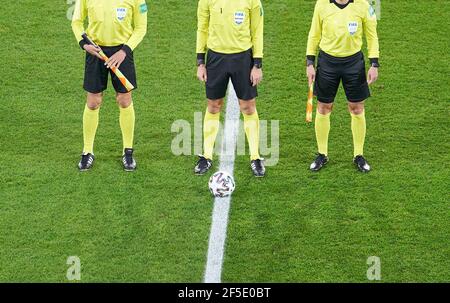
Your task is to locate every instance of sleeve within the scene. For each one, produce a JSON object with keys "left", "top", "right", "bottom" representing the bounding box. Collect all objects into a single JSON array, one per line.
[
  {"left": 196, "top": 0, "right": 209, "bottom": 55},
  {"left": 125, "top": 0, "right": 148, "bottom": 51},
  {"left": 250, "top": 0, "right": 264, "bottom": 58},
  {"left": 71, "top": 0, "right": 87, "bottom": 45},
  {"left": 306, "top": 1, "right": 322, "bottom": 57},
  {"left": 363, "top": 3, "right": 380, "bottom": 59}
]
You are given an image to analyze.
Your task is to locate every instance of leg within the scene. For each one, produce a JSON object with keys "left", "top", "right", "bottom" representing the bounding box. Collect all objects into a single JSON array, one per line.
[
  {"left": 228, "top": 49, "right": 260, "bottom": 161},
  {"left": 204, "top": 48, "right": 228, "bottom": 161},
  {"left": 197, "top": 49, "right": 228, "bottom": 173},
  {"left": 203, "top": 98, "right": 223, "bottom": 160},
  {"left": 239, "top": 98, "right": 260, "bottom": 160},
  {"left": 83, "top": 92, "right": 103, "bottom": 154},
  {"left": 194, "top": 98, "right": 223, "bottom": 175},
  {"left": 82, "top": 49, "right": 107, "bottom": 156},
  {"left": 116, "top": 92, "right": 137, "bottom": 171},
  {"left": 116, "top": 92, "right": 135, "bottom": 152},
  {"left": 309, "top": 101, "right": 333, "bottom": 172},
  {"left": 229, "top": 48, "right": 263, "bottom": 176},
  {"left": 315, "top": 101, "right": 333, "bottom": 156},
  {"left": 309, "top": 51, "right": 340, "bottom": 171},
  {"left": 239, "top": 98, "right": 256, "bottom": 115},
  {"left": 341, "top": 52, "right": 370, "bottom": 159},
  {"left": 78, "top": 48, "right": 109, "bottom": 171},
  {"left": 239, "top": 98, "right": 265, "bottom": 177},
  {"left": 313, "top": 51, "right": 340, "bottom": 157},
  {"left": 78, "top": 92, "right": 102, "bottom": 171},
  {"left": 349, "top": 101, "right": 371, "bottom": 172},
  {"left": 348, "top": 101, "right": 366, "bottom": 157}
]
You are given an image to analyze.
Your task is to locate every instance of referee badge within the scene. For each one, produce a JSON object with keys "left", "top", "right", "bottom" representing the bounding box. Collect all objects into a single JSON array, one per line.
[
  {"left": 234, "top": 11, "right": 245, "bottom": 25},
  {"left": 116, "top": 8, "right": 127, "bottom": 21},
  {"left": 348, "top": 21, "right": 358, "bottom": 36}
]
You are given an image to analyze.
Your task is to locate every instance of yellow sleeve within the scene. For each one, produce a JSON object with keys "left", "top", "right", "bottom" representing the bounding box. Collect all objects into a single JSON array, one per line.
[
  {"left": 363, "top": 3, "right": 379, "bottom": 58},
  {"left": 250, "top": 0, "right": 264, "bottom": 58},
  {"left": 71, "top": 0, "right": 87, "bottom": 43},
  {"left": 196, "top": 0, "right": 209, "bottom": 54},
  {"left": 125, "top": 0, "right": 148, "bottom": 51},
  {"left": 306, "top": 1, "right": 322, "bottom": 57}
]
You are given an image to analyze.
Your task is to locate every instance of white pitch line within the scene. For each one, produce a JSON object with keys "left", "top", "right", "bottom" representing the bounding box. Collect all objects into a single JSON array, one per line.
[{"left": 204, "top": 81, "right": 240, "bottom": 283}]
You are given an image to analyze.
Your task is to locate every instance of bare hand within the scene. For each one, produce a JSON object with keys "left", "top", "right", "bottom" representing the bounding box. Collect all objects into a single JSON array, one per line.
[
  {"left": 105, "top": 50, "right": 126, "bottom": 69},
  {"left": 367, "top": 67, "right": 378, "bottom": 85},
  {"left": 250, "top": 67, "right": 263, "bottom": 86},
  {"left": 306, "top": 65, "right": 316, "bottom": 86},
  {"left": 83, "top": 44, "right": 103, "bottom": 60},
  {"left": 197, "top": 64, "right": 207, "bottom": 82}
]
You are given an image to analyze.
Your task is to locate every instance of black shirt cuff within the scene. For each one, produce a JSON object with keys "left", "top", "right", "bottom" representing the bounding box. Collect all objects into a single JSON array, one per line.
[
  {"left": 197, "top": 53, "right": 206, "bottom": 65},
  {"left": 306, "top": 55, "right": 316, "bottom": 66},
  {"left": 253, "top": 58, "right": 262, "bottom": 68},
  {"left": 122, "top": 45, "right": 133, "bottom": 57},
  {"left": 79, "top": 39, "right": 88, "bottom": 50}
]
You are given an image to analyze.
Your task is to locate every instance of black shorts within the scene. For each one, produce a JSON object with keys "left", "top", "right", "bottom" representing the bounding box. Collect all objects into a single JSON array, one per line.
[
  {"left": 206, "top": 49, "right": 257, "bottom": 101},
  {"left": 314, "top": 50, "right": 370, "bottom": 103},
  {"left": 83, "top": 45, "right": 137, "bottom": 94}
]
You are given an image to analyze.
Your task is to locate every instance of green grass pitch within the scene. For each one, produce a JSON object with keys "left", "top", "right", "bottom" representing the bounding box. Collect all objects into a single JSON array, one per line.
[{"left": 0, "top": 0, "right": 448, "bottom": 282}]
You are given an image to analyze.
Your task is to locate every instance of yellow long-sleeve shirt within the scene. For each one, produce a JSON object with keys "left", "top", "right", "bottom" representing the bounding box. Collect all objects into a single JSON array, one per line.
[
  {"left": 72, "top": 0, "right": 148, "bottom": 50},
  {"left": 196, "top": 0, "right": 264, "bottom": 58},
  {"left": 306, "top": 0, "right": 379, "bottom": 58}
]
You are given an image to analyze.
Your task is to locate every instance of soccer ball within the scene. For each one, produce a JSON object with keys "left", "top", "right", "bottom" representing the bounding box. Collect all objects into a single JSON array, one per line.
[{"left": 208, "top": 171, "right": 235, "bottom": 198}]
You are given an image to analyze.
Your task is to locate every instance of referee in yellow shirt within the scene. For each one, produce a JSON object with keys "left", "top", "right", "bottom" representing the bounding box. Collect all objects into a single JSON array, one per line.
[
  {"left": 194, "top": 0, "right": 266, "bottom": 177},
  {"left": 306, "top": 0, "right": 379, "bottom": 173},
  {"left": 72, "top": 0, "right": 147, "bottom": 172}
]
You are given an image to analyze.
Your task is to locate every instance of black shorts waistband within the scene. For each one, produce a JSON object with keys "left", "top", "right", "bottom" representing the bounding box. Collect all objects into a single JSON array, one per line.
[
  {"left": 208, "top": 48, "right": 253, "bottom": 57},
  {"left": 98, "top": 44, "right": 124, "bottom": 50},
  {"left": 319, "top": 50, "right": 363, "bottom": 61}
]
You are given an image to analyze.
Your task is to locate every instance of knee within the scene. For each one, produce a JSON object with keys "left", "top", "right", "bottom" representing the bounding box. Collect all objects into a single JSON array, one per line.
[
  {"left": 240, "top": 99, "right": 256, "bottom": 115},
  {"left": 86, "top": 93, "right": 103, "bottom": 110},
  {"left": 317, "top": 101, "right": 333, "bottom": 115},
  {"left": 348, "top": 102, "right": 365, "bottom": 115},
  {"left": 207, "top": 99, "right": 223, "bottom": 114},
  {"left": 116, "top": 92, "right": 132, "bottom": 108}
]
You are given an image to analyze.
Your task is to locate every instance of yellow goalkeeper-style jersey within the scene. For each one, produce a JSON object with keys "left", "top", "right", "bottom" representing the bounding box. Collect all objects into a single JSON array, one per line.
[
  {"left": 196, "top": 0, "right": 264, "bottom": 58},
  {"left": 72, "top": 0, "right": 148, "bottom": 50},
  {"left": 306, "top": 0, "right": 379, "bottom": 58}
]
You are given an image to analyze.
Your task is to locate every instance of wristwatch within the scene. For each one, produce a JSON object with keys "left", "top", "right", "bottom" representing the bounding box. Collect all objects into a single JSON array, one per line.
[{"left": 371, "top": 62, "right": 380, "bottom": 68}]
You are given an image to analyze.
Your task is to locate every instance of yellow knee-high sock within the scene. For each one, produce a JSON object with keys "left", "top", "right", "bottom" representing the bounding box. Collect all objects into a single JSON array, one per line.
[
  {"left": 315, "top": 112, "right": 331, "bottom": 156},
  {"left": 83, "top": 105, "right": 99, "bottom": 154},
  {"left": 243, "top": 110, "right": 260, "bottom": 160},
  {"left": 203, "top": 110, "right": 220, "bottom": 160},
  {"left": 351, "top": 111, "right": 366, "bottom": 157},
  {"left": 119, "top": 103, "right": 135, "bottom": 151}
]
